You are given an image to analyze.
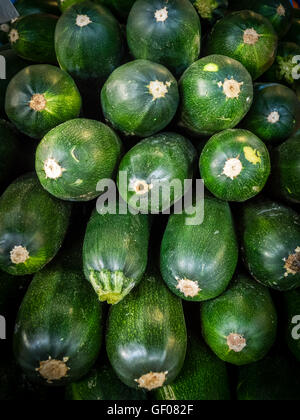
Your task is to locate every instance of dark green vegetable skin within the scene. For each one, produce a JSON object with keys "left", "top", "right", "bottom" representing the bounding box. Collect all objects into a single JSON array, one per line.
[
  {"left": 55, "top": 1, "right": 123, "bottom": 84},
  {"left": 5, "top": 65, "right": 82, "bottom": 139},
  {"left": 9, "top": 14, "right": 58, "bottom": 64},
  {"left": 190, "top": 0, "right": 228, "bottom": 24},
  {"left": 14, "top": 263, "right": 103, "bottom": 385},
  {"left": 57, "top": 0, "right": 86, "bottom": 12},
  {"left": 154, "top": 335, "right": 230, "bottom": 400},
  {"left": 200, "top": 129, "right": 271, "bottom": 202},
  {"left": 0, "top": 173, "right": 71, "bottom": 276},
  {"left": 179, "top": 54, "right": 253, "bottom": 136},
  {"left": 241, "top": 200, "right": 300, "bottom": 291},
  {"left": 117, "top": 132, "right": 197, "bottom": 213},
  {"left": 0, "top": 120, "right": 19, "bottom": 187},
  {"left": 201, "top": 274, "right": 277, "bottom": 366},
  {"left": 264, "top": 42, "right": 300, "bottom": 86},
  {"left": 106, "top": 272, "right": 187, "bottom": 391},
  {"left": 284, "top": 290, "right": 300, "bottom": 362},
  {"left": 15, "top": 0, "right": 60, "bottom": 16},
  {"left": 283, "top": 16, "right": 300, "bottom": 46},
  {"left": 160, "top": 195, "right": 238, "bottom": 301},
  {"left": 127, "top": 0, "right": 201, "bottom": 78},
  {"left": 99, "top": 0, "right": 136, "bottom": 20},
  {"left": 36, "top": 119, "right": 122, "bottom": 201},
  {"left": 83, "top": 208, "right": 150, "bottom": 304},
  {"left": 206, "top": 11, "right": 278, "bottom": 80}
]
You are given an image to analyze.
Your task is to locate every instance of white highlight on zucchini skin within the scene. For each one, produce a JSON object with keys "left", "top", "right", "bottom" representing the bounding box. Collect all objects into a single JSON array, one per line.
[
  {"left": 135, "top": 371, "right": 168, "bottom": 391},
  {"left": 44, "top": 158, "right": 66, "bottom": 180},
  {"left": 76, "top": 15, "right": 92, "bottom": 27},
  {"left": 154, "top": 7, "right": 168, "bottom": 22},
  {"left": 222, "top": 158, "right": 243, "bottom": 180},
  {"left": 10, "top": 246, "right": 29, "bottom": 264}
]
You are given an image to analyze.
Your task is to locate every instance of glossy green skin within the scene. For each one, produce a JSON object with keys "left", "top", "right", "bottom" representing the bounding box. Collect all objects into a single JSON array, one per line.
[
  {"left": 284, "top": 290, "right": 300, "bottom": 362},
  {"left": 55, "top": 1, "right": 123, "bottom": 84},
  {"left": 5, "top": 65, "right": 82, "bottom": 140},
  {"left": 66, "top": 363, "right": 147, "bottom": 400},
  {"left": 179, "top": 55, "right": 253, "bottom": 136},
  {"left": 241, "top": 200, "right": 300, "bottom": 291},
  {"left": 200, "top": 129, "right": 271, "bottom": 202},
  {"left": 190, "top": 0, "right": 228, "bottom": 24},
  {"left": 201, "top": 274, "right": 277, "bottom": 366},
  {"left": 83, "top": 208, "right": 150, "bottom": 304},
  {"left": 101, "top": 60, "right": 179, "bottom": 138},
  {"left": 15, "top": 0, "right": 60, "bottom": 16},
  {"left": 154, "top": 335, "right": 230, "bottom": 400},
  {"left": 206, "top": 11, "right": 278, "bottom": 80},
  {"left": 0, "top": 173, "right": 71, "bottom": 276},
  {"left": 0, "top": 120, "right": 19, "bottom": 187},
  {"left": 269, "top": 135, "right": 300, "bottom": 203},
  {"left": 13, "top": 264, "right": 103, "bottom": 385},
  {"left": 283, "top": 18, "right": 300, "bottom": 46},
  {"left": 127, "top": 0, "right": 201, "bottom": 78},
  {"left": 242, "top": 83, "right": 300, "bottom": 145},
  {"left": 264, "top": 42, "right": 300, "bottom": 86},
  {"left": 9, "top": 14, "right": 58, "bottom": 64},
  {"left": 160, "top": 195, "right": 238, "bottom": 301},
  {"left": 117, "top": 133, "right": 197, "bottom": 213},
  {"left": 106, "top": 272, "right": 187, "bottom": 390},
  {"left": 36, "top": 119, "right": 122, "bottom": 201}
]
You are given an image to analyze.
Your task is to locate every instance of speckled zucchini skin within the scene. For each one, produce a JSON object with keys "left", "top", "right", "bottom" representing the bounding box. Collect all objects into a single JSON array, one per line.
[
  {"left": 201, "top": 274, "right": 277, "bottom": 366},
  {"left": 5, "top": 65, "right": 82, "bottom": 139},
  {"left": 15, "top": 0, "right": 60, "bottom": 16},
  {"left": 200, "top": 129, "right": 271, "bottom": 202},
  {"left": 160, "top": 195, "right": 238, "bottom": 301},
  {"left": 179, "top": 55, "right": 253, "bottom": 136},
  {"left": 0, "top": 173, "right": 71, "bottom": 276},
  {"left": 0, "top": 120, "right": 19, "bottom": 187},
  {"left": 101, "top": 60, "right": 179, "bottom": 138},
  {"left": 240, "top": 200, "right": 300, "bottom": 291},
  {"left": 264, "top": 42, "right": 300, "bottom": 87},
  {"left": 206, "top": 11, "right": 278, "bottom": 80},
  {"left": 284, "top": 290, "right": 300, "bottom": 362},
  {"left": 35, "top": 119, "right": 122, "bottom": 201},
  {"left": 9, "top": 14, "right": 58, "bottom": 64},
  {"left": 106, "top": 272, "right": 187, "bottom": 390},
  {"left": 127, "top": 0, "right": 201, "bottom": 77}
]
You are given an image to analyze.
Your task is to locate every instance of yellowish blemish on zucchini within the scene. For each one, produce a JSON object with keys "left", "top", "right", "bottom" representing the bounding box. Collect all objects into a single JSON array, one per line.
[
  {"left": 277, "top": 4, "right": 286, "bottom": 16},
  {"left": 10, "top": 245, "right": 29, "bottom": 265},
  {"left": 36, "top": 356, "right": 70, "bottom": 384},
  {"left": 284, "top": 247, "right": 300, "bottom": 277},
  {"left": 243, "top": 146, "right": 261, "bottom": 165},
  {"left": 8, "top": 28, "right": 19, "bottom": 43},
  {"left": 226, "top": 333, "right": 247, "bottom": 353},
  {"left": 203, "top": 63, "right": 219, "bottom": 72},
  {"left": 135, "top": 371, "right": 168, "bottom": 391}
]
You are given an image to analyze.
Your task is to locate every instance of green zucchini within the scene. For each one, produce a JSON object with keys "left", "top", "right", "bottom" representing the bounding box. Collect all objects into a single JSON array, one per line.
[
  {"left": 264, "top": 42, "right": 300, "bottom": 86},
  {"left": 5, "top": 65, "right": 82, "bottom": 139},
  {"left": 117, "top": 132, "right": 197, "bottom": 213},
  {"left": 179, "top": 54, "right": 253, "bottom": 136},
  {"left": 14, "top": 261, "right": 103, "bottom": 385},
  {"left": 160, "top": 195, "right": 238, "bottom": 301},
  {"left": 106, "top": 271, "right": 187, "bottom": 391},
  {"left": 35, "top": 119, "right": 122, "bottom": 201},
  {"left": 127, "top": 0, "right": 201, "bottom": 77},
  {"left": 0, "top": 120, "right": 19, "bottom": 188},
  {"left": 284, "top": 290, "right": 300, "bottom": 362},
  {"left": 15, "top": 0, "right": 60, "bottom": 16},
  {"left": 0, "top": 173, "right": 71, "bottom": 276},
  {"left": 199, "top": 129, "right": 271, "bottom": 202},
  {"left": 154, "top": 334, "right": 230, "bottom": 400},
  {"left": 206, "top": 10, "right": 278, "bottom": 80},
  {"left": 201, "top": 274, "right": 277, "bottom": 366},
  {"left": 101, "top": 59, "right": 179, "bottom": 138},
  {"left": 240, "top": 199, "right": 300, "bottom": 291},
  {"left": 83, "top": 207, "right": 150, "bottom": 304},
  {"left": 190, "top": 0, "right": 228, "bottom": 24},
  {"left": 8, "top": 14, "right": 58, "bottom": 64}
]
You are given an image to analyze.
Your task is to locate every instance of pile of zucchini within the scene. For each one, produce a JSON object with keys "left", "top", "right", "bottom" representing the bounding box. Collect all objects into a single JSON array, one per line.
[{"left": 0, "top": 0, "right": 300, "bottom": 401}]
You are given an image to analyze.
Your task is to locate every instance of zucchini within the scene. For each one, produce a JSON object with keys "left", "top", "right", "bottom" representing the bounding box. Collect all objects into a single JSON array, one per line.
[
  {"left": 284, "top": 290, "right": 300, "bottom": 362},
  {"left": 201, "top": 274, "right": 277, "bottom": 366},
  {"left": 199, "top": 129, "right": 271, "bottom": 202},
  {"left": 240, "top": 200, "right": 300, "bottom": 291},
  {"left": 0, "top": 120, "right": 19, "bottom": 188},
  {"left": 206, "top": 10, "right": 278, "bottom": 80},
  {"left": 106, "top": 271, "right": 187, "bottom": 390},
  {"left": 160, "top": 195, "right": 238, "bottom": 301},
  {"left": 83, "top": 207, "right": 150, "bottom": 304},
  {"left": 15, "top": 0, "right": 60, "bottom": 16},
  {"left": 101, "top": 59, "right": 179, "bottom": 138},
  {"left": 179, "top": 54, "right": 253, "bottom": 136},
  {"left": 0, "top": 173, "right": 71, "bottom": 276},
  {"left": 190, "top": 0, "right": 228, "bottom": 24},
  {"left": 264, "top": 42, "right": 300, "bottom": 86},
  {"left": 127, "top": 0, "right": 201, "bottom": 77},
  {"left": 5, "top": 65, "right": 82, "bottom": 139},
  {"left": 35, "top": 119, "right": 122, "bottom": 201}
]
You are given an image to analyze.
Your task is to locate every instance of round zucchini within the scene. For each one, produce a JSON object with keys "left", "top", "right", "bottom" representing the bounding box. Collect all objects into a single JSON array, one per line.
[
  {"left": 101, "top": 60, "right": 179, "bottom": 138},
  {"left": 284, "top": 290, "right": 300, "bottom": 362},
  {"left": 15, "top": 0, "right": 60, "bottom": 16},
  {"left": 127, "top": 0, "right": 201, "bottom": 78},
  {"left": 83, "top": 207, "right": 150, "bottom": 304},
  {"left": 0, "top": 173, "right": 71, "bottom": 276},
  {"left": 5, "top": 65, "right": 82, "bottom": 139},
  {"left": 13, "top": 263, "right": 103, "bottom": 385},
  {"left": 55, "top": 1, "right": 123, "bottom": 84},
  {"left": 264, "top": 42, "right": 300, "bottom": 86},
  {"left": 200, "top": 129, "right": 271, "bottom": 202},
  {"left": 0, "top": 120, "right": 19, "bottom": 187},
  {"left": 117, "top": 132, "right": 197, "bottom": 213},
  {"left": 240, "top": 200, "right": 300, "bottom": 291},
  {"left": 106, "top": 271, "right": 187, "bottom": 391},
  {"left": 179, "top": 55, "right": 253, "bottom": 136},
  {"left": 206, "top": 10, "right": 278, "bottom": 80},
  {"left": 8, "top": 14, "right": 58, "bottom": 64},
  {"left": 35, "top": 119, "right": 122, "bottom": 201},
  {"left": 201, "top": 274, "right": 277, "bottom": 366},
  {"left": 190, "top": 0, "right": 228, "bottom": 24},
  {"left": 160, "top": 195, "right": 238, "bottom": 301}
]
